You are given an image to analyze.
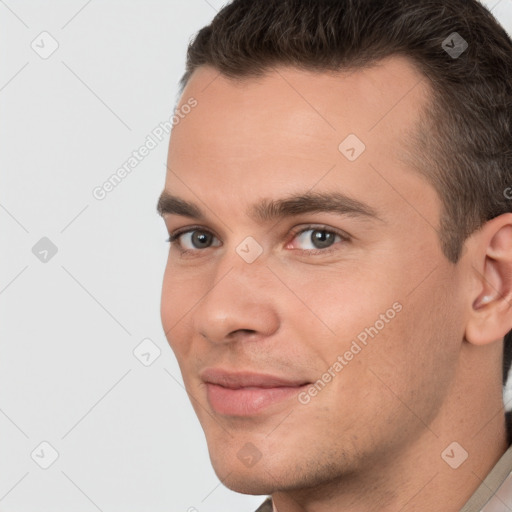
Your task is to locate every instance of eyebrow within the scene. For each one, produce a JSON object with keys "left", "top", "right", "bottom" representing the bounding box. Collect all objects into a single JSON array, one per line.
[
  {"left": 157, "top": 192, "right": 205, "bottom": 219},
  {"left": 156, "top": 190, "right": 381, "bottom": 223}
]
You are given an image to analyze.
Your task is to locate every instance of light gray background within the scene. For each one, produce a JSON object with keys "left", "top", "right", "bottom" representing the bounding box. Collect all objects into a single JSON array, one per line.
[{"left": 1, "top": 1, "right": 511, "bottom": 511}]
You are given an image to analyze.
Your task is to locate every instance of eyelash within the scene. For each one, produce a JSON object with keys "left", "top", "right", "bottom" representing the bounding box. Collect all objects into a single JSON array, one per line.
[
  {"left": 167, "top": 225, "right": 211, "bottom": 244},
  {"left": 166, "top": 224, "right": 350, "bottom": 257},
  {"left": 166, "top": 225, "right": 214, "bottom": 258},
  {"left": 288, "top": 225, "right": 350, "bottom": 255}
]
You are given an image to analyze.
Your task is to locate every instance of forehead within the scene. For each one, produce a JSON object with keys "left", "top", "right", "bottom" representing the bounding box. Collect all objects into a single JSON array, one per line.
[
  {"left": 165, "top": 56, "right": 437, "bottom": 225},
  {"left": 174, "top": 56, "right": 427, "bottom": 138}
]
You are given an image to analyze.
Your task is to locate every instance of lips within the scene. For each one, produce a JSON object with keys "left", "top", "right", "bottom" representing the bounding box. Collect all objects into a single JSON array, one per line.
[
  {"left": 201, "top": 368, "right": 310, "bottom": 389},
  {"left": 200, "top": 368, "right": 310, "bottom": 416}
]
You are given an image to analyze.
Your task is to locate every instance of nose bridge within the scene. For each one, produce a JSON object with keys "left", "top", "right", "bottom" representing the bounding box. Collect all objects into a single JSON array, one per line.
[
  {"left": 210, "top": 234, "right": 270, "bottom": 296},
  {"left": 192, "top": 246, "right": 280, "bottom": 343}
]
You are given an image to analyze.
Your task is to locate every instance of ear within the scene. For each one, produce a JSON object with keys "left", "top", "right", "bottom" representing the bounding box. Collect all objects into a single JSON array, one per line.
[{"left": 465, "top": 213, "right": 512, "bottom": 346}]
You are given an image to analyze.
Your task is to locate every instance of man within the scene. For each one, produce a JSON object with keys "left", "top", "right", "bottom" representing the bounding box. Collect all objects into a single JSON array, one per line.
[{"left": 157, "top": 0, "right": 512, "bottom": 510}]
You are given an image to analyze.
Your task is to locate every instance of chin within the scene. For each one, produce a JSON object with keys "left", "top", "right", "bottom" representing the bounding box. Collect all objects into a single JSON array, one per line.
[
  {"left": 208, "top": 446, "right": 321, "bottom": 497},
  {"left": 207, "top": 449, "right": 280, "bottom": 495},
  {"left": 221, "top": 473, "right": 276, "bottom": 496}
]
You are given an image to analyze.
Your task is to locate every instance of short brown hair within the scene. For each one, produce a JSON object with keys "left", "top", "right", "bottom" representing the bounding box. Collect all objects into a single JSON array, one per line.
[{"left": 179, "top": 0, "right": 512, "bottom": 386}]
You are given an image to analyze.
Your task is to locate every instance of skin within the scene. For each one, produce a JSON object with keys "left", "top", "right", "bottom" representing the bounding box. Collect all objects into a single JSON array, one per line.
[{"left": 158, "top": 57, "right": 512, "bottom": 511}]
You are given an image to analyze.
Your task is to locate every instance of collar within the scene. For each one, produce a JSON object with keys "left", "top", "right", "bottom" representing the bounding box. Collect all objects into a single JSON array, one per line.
[{"left": 460, "top": 442, "right": 512, "bottom": 511}]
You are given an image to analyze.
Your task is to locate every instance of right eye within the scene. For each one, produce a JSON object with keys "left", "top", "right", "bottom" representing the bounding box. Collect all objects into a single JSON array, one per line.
[{"left": 168, "top": 228, "right": 222, "bottom": 251}]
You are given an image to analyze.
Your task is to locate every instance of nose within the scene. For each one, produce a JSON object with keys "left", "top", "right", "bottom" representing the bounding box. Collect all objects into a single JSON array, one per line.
[{"left": 192, "top": 258, "right": 280, "bottom": 345}]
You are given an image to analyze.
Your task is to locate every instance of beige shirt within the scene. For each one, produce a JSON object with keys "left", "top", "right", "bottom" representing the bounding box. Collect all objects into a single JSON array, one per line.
[{"left": 254, "top": 444, "right": 512, "bottom": 512}]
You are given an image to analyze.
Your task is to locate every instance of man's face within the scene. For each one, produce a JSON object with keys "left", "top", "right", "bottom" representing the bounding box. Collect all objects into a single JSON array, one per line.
[{"left": 160, "top": 57, "right": 468, "bottom": 494}]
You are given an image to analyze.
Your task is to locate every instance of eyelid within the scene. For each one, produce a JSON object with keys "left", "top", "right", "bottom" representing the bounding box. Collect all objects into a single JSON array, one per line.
[{"left": 287, "top": 224, "right": 351, "bottom": 242}]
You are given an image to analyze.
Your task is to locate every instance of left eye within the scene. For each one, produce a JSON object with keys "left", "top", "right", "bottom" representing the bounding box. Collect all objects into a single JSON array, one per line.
[{"left": 289, "top": 228, "right": 344, "bottom": 250}]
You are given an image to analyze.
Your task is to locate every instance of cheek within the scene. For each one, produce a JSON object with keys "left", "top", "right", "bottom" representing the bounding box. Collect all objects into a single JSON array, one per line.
[
  {"left": 281, "top": 264, "right": 402, "bottom": 346},
  {"left": 360, "top": 269, "right": 463, "bottom": 414},
  {"left": 286, "top": 262, "right": 438, "bottom": 392},
  {"left": 160, "top": 266, "right": 176, "bottom": 333},
  {"left": 160, "top": 264, "right": 201, "bottom": 356}
]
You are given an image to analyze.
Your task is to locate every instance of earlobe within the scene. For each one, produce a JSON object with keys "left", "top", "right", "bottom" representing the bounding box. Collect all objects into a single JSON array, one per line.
[{"left": 465, "top": 214, "right": 512, "bottom": 347}]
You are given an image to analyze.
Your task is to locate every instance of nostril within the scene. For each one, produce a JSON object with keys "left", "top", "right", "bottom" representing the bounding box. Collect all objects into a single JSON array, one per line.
[{"left": 230, "top": 329, "right": 257, "bottom": 336}]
